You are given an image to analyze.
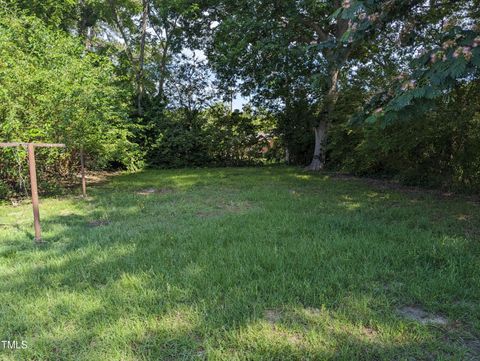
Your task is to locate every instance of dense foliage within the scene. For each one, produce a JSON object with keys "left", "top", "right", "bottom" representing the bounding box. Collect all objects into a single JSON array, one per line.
[
  {"left": 329, "top": 82, "right": 480, "bottom": 191},
  {"left": 0, "top": 11, "right": 141, "bottom": 198},
  {"left": 147, "top": 105, "right": 276, "bottom": 168}
]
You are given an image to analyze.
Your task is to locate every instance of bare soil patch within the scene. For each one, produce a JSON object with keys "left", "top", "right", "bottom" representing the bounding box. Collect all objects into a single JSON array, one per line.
[
  {"left": 463, "top": 338, "right": 480, "bottom": 357},
  {"left": 87, "top": 219, "right": 111, "bottom": 228},
  {"left": 264, "top": 309, "right": 282, "bottom": 324},
  {"left": 361, "top": 326, "right": 378, "bottom": 339},
  {"left": 59, "top": 171, "right": 121, "bottom": 190},
  {"left": 397, "top": 306, "right": 448, "bottom": 325},
  {"left": 261, "top": 309, "right": 304, "bottom": 346},
  {"left": 135, "top": 187, "right": 173, "bottom": 196}
]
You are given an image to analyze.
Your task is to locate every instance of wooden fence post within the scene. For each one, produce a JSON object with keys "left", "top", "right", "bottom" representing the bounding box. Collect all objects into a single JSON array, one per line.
[
  {"left": 1, "top": 142, "right": 66, "bottom": 243},
  {"left": 27, "top": 143, "right": 42, "bottom": 242},
  {"left": 80, "top": 148, "right": 87, "bottom": 198}
]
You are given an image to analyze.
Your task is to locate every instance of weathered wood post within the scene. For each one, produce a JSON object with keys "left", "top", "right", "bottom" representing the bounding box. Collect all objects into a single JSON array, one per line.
[
  {"left": 80, "top": 147, "right": 87, "bottom": 198},
  {"left": 0, "top": 142, "right": 66, "bottom": 243},
  {"left": 27, "top": 143, "right": 42, "bottom": 241}
]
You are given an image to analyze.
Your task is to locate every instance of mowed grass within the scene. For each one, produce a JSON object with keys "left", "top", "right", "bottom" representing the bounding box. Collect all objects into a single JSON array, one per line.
[{"left": 0, "top": 167, "right": 479, "bottom": 360}]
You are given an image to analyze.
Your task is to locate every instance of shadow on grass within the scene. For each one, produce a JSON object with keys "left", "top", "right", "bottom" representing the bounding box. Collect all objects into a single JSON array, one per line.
[{"left": 0, "top": 167, "right": 479, "bottom": 360}]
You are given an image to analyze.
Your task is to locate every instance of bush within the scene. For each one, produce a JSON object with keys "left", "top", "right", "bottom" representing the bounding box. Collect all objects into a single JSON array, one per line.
[
  {"left": 327, "top": 81, "right": 480, "bottom": 192},
  {"left": 0, "top": 11, "right": 142, "bottom": 197},
  {"left": 147, "top": 105, "right": 274, "bottom": 168}
]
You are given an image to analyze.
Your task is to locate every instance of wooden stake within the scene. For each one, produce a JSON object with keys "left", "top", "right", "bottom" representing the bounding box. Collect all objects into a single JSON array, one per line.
[
  {"left": 27, "top": 143, "right": 41, "bottom": 242},
  {"left": 80, "top": 148, "right": 87, "bottom": 198},
  {"left": 1, "top": 142, "right": 65, "bottom": 243}
]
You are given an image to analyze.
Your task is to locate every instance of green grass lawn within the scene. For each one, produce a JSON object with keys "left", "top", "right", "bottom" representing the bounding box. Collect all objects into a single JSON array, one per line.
[{"left": 0, "top": 167, "right": 479, "bottom": 360}]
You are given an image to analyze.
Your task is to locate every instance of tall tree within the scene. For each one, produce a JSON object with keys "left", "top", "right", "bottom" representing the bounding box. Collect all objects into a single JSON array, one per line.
[
  {"left": 165, "top": 53, "right": 217, "bottom": 118},
  {"left": 207, "top": 0, "right": 471, "bottom": 170},
  {"left": 205, "top": 0, "right": 364, "bottom": 169}
]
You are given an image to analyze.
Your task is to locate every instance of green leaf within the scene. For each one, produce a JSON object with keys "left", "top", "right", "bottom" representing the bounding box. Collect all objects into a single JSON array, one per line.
[
  {"left": 330, "top": 7, "right": 343, "bottom": 20},
  {"left": 449, "top": 58, "right": 467, "bottom": 78}
]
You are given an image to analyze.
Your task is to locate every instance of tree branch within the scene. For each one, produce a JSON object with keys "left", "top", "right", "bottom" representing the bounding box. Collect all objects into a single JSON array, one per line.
[{"left": 108, "top": 0, "right": 135, "bottom": 65}]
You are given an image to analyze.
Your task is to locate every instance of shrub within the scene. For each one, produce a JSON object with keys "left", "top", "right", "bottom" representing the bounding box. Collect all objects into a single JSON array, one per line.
[{"left": 0, "top": 11, "right": 142, "bottom": 197}]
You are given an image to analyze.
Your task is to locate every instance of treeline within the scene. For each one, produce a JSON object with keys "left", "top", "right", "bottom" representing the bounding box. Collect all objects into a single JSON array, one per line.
[
  {"left": 146, "top": 106, "right": 278, "bottom": 168},
  {"left": 1, "top": 0, "right": 479, "bottom": 198}
]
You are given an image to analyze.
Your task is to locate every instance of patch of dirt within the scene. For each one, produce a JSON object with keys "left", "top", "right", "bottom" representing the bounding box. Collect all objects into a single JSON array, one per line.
[
  {"left": 136, "top": 188, "right": 156, "bottom": 195},
  {"left": 262, "top": 309, "right": 304, "bottom": 346},
  {"left": 457, "top": 214, "right": 472, "bottom": 221},
  {"left": 303, "top": 307, "right": 322, "bottom": 316},
  {"left": 9, "top": 199, "right": 21, "bottom": 207},
  {"left": 60, "top": 171, "right": 121, "bottom": 189},
  {"left": 223, "top": 200, "right": 252, "bottom": 212},
  {"left": 195, "top": 211, "right": 215, "bottom": 218},
  {"left": 196, "top": 348, "right": 206, "bottom": 358},
  {"left": 87, "top": 219, "right": 110, "bottom": 228},
  {"left": 361, "top": 326, "right": 378, "bottom": 339},
  {"left": 282, "top": 332, "right": 304, "bottom": 346},
  {"left": 440, "top": 321, "right": 480, "bottom": 358},
  {"left": 383, "top": 281, "right": 405, "bottom": 291},
  {"left": 135, "top": 187, "right": 173, "bottom": 196},
  {"left": 264, "top": 309, "right": 282, "bottom": 324},
  {"left": 397, "top": 306, "right": 448, "bottom": 325}
]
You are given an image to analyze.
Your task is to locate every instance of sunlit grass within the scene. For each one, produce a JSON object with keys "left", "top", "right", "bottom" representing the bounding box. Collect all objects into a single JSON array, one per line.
[{"left": 0, "top": 166, "right": 479, "bottom": 360}]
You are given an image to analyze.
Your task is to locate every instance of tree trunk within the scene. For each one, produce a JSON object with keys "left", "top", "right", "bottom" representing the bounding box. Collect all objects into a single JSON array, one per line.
[
  {"left": 306, "top": 67, "right": 340, "bottom": 171},
  {"left": 109, "top": 1, "right": 134, "bottom": 63},
  {"left": 305, "top": 120, "right": 328, "bottom": 171},
  {"left": 157, "top": 40, "right": 169, "bottom": 101},
  {"left": 137, "top": 0, "right": 149, "bottom": 115},
  {"left": 150, "top": 19, "right": 172, "bottom": 102}
]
